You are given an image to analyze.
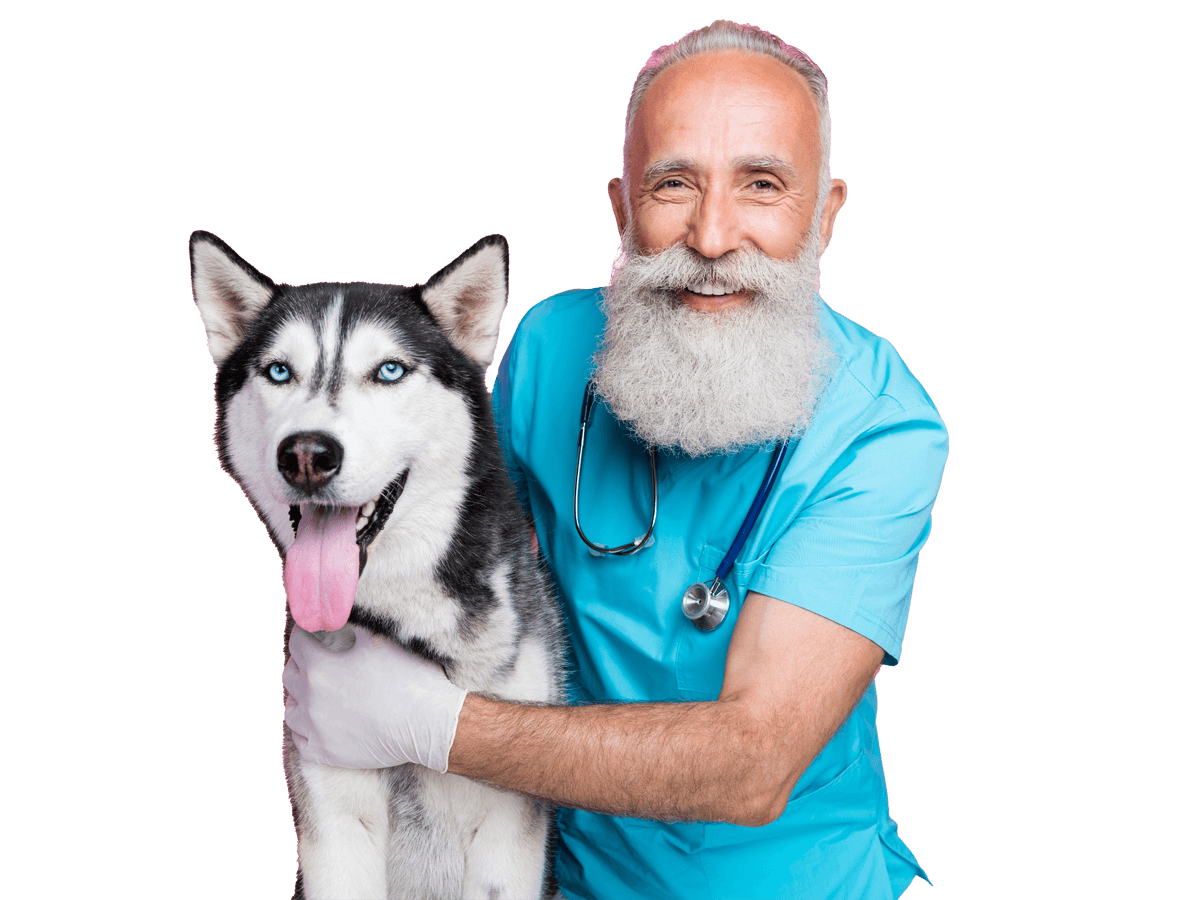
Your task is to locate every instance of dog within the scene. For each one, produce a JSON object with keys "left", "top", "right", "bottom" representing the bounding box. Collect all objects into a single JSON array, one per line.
[{"left": 189, "top": 231, "right": 563, "bottom": 899}]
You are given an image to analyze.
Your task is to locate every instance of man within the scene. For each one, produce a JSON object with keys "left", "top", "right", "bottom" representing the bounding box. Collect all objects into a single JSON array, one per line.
[{"left": 286, "top": 20, "right": 948, "bottom": 899}]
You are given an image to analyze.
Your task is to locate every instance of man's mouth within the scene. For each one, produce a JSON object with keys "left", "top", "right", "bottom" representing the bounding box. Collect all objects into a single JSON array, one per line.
[
  {"left": 685, "top": 280, "right": 738, "bottom": 296},
  {"left": 679, "top": 281, "right": 751, "bottom": 311}
]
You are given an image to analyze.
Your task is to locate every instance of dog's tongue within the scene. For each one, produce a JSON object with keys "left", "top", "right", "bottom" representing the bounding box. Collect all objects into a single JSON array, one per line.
[{"left": 284, "top": 505, "right": 359, "bottom": 633}]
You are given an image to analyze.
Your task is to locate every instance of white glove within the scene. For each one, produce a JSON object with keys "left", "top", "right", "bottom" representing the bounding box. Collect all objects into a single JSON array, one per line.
[{"left": 283, "top": 625, "right": 468, "bottom": 772}]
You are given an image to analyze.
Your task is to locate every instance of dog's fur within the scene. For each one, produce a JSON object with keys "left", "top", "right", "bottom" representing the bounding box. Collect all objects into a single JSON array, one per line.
[{"left": 190, "top": 232, "right": 563, "bottom": 899}]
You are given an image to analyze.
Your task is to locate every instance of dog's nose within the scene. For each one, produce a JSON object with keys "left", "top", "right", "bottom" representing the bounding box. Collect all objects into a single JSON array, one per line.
[{"left": 277, "top": 432, "right": 344, "bottom": 494}]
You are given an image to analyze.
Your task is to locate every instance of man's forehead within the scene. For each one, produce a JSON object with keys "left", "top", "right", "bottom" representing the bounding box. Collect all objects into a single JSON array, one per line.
[
  {"left": 629, "top": 51, "right": 821, "bottom": 174},
  {"left": 638, "top": 51, "right": 818, "bottom": 123}
]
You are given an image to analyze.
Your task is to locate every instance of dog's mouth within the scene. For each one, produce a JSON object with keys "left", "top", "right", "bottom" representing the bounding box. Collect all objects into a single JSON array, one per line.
[
  {"left": 288, "top": 471, "right": 408, "bottom": 570},
  {"left": 283, "top": 471, "right": 408, "bottom": 633},
  {"left": 355, "top": 470, "right": 409, "bottom": 568}
]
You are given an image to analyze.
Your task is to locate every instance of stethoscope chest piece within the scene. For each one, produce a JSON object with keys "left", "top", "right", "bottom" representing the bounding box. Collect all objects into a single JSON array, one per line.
[
  {"left": 681, "top": 579, "right": 730, "bottom": 631},
  {"left": 678, "top": 436, "right": 792, "bottom": 632}
]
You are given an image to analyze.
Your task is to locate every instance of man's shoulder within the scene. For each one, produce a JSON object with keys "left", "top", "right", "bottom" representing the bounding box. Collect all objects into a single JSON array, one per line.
[
  {"left": 820, "top": 299, "right": 939, "bottom": 417},
  {"left": 503, "top": 287, "right": 606, "bottom": 386},
  {"left": 513, "top": 287, "right": 605, "bottom": 341}
]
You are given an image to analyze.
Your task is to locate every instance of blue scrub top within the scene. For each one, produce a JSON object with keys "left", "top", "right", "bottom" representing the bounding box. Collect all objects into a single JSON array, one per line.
[{"left": 493, "top": 288, "right": 948, "bottom": 900}]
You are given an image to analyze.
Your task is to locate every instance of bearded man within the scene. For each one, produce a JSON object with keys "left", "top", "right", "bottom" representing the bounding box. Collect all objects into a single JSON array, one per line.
[{"left": 285, "top": 20, "right": 948, "bottom": 899}]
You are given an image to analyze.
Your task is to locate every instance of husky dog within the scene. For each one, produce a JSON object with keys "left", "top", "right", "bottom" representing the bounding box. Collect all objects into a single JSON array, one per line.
[{"left": 189, "top": 232, "right": 563, "bottom": 899}]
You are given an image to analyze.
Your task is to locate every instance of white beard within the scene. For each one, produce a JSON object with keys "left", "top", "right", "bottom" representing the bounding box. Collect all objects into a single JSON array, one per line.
[{"left": 592, "top": 221, "right": 835, "bottom": 457}]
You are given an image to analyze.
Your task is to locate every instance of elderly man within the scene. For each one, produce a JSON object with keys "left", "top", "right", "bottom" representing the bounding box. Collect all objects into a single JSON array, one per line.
[{"left": 287, "top": 20, "right": 947, "bottom": 899}]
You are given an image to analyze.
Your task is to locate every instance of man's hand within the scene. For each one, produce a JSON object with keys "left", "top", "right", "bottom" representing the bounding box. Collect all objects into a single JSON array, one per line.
[{"left": 283, "top": 625, "right": 467, "bottom": 772}]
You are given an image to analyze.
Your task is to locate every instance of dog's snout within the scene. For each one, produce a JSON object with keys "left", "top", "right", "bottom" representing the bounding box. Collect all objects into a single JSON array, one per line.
[{"left": 277, "top": 432, "right": 344, "bottom": 494}]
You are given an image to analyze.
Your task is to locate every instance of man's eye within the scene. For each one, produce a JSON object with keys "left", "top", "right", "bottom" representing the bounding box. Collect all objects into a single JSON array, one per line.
[{"left": 753, "top": 179, "right": 778, "bottom": 190}]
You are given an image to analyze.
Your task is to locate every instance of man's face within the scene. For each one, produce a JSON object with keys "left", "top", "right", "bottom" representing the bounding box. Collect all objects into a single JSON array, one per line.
[
  {"left": 609, "top": 51, "right": 845, "bottom": 313},
  {"left": 595, "top": 49, "right": 845, "bottom": 455}
]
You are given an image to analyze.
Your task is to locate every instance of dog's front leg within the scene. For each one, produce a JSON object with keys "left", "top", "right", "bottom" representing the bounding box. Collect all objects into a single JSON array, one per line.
[
  {"left": 462, "top": 793, "right": 552, "bottom": 900},
  {"left": 291, "top": 756, "right": 390, "bottom": 900}
]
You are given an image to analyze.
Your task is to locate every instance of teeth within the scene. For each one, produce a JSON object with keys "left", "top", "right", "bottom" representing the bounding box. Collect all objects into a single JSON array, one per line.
[
  {"left": 687, "top": 282, "right": 735, "bottom": 296},
  {"left": 355, "top": 496, "right": 380, "bottom": 534}
]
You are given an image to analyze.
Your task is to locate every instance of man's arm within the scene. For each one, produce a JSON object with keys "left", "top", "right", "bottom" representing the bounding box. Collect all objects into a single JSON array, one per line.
[{"left": 448, "top": 590, "right": 883, "bottom": 827}]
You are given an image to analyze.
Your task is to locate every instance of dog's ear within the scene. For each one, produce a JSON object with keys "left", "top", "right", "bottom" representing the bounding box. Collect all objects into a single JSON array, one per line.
[
  {"left": 190, "top": 231, "right": 277, "bottom": 365},
  {"left": 420, "top": 235, "right": 509, "bottom": 368}
]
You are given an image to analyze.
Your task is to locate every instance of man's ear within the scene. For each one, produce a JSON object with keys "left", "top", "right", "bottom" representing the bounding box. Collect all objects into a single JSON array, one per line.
[
  {"left": 818, "top": 179, "right": 848, "bottom": 256},
  {"left": 190, "top": 231, "right": 276, "bottom": 365},
  {"left": 607, "top": 177, "right": 628, "bottom": 237}
]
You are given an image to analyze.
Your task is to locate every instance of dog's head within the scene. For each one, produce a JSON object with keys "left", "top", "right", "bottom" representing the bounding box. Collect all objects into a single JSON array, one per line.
[{"left": 189, "top": 232, "right": 509, "bottom": 633}]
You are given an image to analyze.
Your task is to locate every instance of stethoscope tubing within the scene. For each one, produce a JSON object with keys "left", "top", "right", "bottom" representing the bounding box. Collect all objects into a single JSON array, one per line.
[
  {"left": 573, "top": 379, "right": 788, "bottom": 583},
  {"left": 712, "top": 437, "right": 791, "bottom": 584},
  {"left": 574, "top": 380, "right": 658, "bottom": 555}
]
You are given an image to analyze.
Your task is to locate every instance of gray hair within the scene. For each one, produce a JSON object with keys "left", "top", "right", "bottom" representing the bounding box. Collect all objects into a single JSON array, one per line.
[{"left": 621, "top": 20, "right": 831, "bottom": 212}]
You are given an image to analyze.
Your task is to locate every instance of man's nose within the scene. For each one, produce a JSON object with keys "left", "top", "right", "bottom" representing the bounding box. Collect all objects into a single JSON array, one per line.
[{"left": 686, "top": 189, "right": 743, "bottom": 259}]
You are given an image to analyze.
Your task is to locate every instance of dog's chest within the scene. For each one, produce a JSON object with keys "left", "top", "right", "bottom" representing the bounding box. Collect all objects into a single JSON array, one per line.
[
  {"left": 354, "top": 567, "right": 471, "bottom": 653},
  {"left": 353, "top": 556, "right": 533, "bottom": 695},
  {"left": 356, "top": 567, "right": 460, "bottom": 639}
]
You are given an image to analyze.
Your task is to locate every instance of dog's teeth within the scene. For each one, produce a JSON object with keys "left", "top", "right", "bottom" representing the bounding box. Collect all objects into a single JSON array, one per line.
[
  {"left": 356, "top": 516, "right": 368, "bottom": 532},
  {"left": 361, "top": 499, "right": 376, "bottom": 518}
]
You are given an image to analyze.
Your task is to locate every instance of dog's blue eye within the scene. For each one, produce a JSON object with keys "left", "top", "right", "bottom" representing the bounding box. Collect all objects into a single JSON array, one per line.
[
  {"left": 377, "top": 362, "right": 405, "bottom": 382},
  {"left": 267, "top": 363, "right": 291, "bottom": 383}
]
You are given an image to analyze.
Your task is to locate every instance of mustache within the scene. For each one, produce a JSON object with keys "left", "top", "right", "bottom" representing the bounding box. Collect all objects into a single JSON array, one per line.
[{"left": 619, "top": 238, "right": 802, "bottom": 298}]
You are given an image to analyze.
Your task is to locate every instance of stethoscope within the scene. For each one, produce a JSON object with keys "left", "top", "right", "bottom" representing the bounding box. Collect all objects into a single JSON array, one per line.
[{"left": 574, "top": 380, "right": 789, "bottom": 631}]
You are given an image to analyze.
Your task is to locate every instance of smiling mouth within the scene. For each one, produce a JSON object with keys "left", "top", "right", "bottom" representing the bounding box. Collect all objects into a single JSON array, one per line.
[
  {"left": 678, "top": 283, "right": 752, "bottom": 310},
  {"left": 685, "top": 280, "right": 741, "bottom": 297},
  {"left": 288, "top": 470, "right": 409, "bottom": 575}
]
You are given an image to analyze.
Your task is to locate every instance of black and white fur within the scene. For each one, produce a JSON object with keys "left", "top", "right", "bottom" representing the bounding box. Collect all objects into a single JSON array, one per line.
[{"left": 190, "top": 232, "right": 563, "bottom": 899}]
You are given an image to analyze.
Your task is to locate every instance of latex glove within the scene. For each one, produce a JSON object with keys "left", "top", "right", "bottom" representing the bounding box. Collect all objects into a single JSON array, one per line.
[{"left": 284, "top": 625, "right": 467, "bottom": 772}]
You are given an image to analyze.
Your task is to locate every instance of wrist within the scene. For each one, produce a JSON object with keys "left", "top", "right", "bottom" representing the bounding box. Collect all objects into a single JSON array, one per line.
[
  {"left": 428, "top": 684, "right": 469, "bottom": 773},
  {"left": 445, "top": 692, "right": 488, "bottom": 775}
]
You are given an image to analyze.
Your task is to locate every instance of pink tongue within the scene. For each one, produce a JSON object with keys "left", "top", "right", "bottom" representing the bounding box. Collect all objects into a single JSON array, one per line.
[{"left": 284, "top": 505, "right": 360, "bottom": 632}]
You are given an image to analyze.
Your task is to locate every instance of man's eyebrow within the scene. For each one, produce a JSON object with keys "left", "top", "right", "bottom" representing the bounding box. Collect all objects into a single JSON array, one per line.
[
  {"left": 642, "top": 156, "right": 801, "bottom": 181},
  {"left": 735, "top": 156, "right": 800, "bottom": 179},
  {"left": 642, "top": 158, "right": 696, "bottom": 181}
]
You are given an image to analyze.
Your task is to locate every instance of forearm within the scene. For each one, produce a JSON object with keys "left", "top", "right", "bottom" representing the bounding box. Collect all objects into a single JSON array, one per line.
[{"left": 447, "top": 693, "right": 792, "bottom": 826}]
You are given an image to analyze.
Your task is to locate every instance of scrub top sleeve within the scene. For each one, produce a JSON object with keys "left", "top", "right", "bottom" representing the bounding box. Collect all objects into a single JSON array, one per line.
[
  {"left": 491, "top": 338, "right": 532, "bottom": 518},
  {"left": 750, "top": 403, "right": 948, "bottom": 665}
]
